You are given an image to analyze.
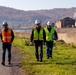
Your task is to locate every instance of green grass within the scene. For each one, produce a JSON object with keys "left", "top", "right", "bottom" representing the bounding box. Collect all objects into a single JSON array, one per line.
[{"left": 13, "top": 36, "right": 76, "bottom": 75}]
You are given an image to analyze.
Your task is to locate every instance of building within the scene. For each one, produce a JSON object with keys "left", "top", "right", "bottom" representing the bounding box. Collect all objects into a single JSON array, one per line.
[
  {"left": 55, "top": 17, "right": 75, "bottom": 28},
  {"left": 75, "top": 19, "right": 76, "bottom": 27}
]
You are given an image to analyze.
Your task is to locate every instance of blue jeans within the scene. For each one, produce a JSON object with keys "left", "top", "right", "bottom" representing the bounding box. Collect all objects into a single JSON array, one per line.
[
  {"left": 46, "top": 41, "right": 53, "bottom": 58},
  {"left": 2, "top": 43, "right": 12, "bottom": 63},
  {"left": 34, "top": 42, "right": 43, "bottom": 61}
]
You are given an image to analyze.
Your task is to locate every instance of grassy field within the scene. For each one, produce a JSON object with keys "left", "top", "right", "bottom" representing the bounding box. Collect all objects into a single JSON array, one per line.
[{"left": 13, "top": 37, "right": 76, "bottom": 75}]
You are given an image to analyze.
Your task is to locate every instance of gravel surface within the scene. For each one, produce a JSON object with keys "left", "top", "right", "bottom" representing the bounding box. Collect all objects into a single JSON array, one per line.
[{"left": 0, "top": 42, "right": 25, "bottom": 75}]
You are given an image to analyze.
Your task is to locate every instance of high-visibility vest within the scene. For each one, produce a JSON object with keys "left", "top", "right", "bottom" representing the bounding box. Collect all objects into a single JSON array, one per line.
[
  {"left": 33, "top": 28, "right": 43, "bottom": 41},
  {"left": 44, "top": 27, "right": 55, "bottom": 41},
  {"left": 1, "top": 28, "right": 12, "bottom": 43}
]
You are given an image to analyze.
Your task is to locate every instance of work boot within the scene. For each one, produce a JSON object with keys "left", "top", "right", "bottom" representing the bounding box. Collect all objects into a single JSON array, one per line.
[
  {"left": 1, "top": 62, "right": 5, "bottom": 66},
  {"left": 47, "top": 56, "right": 49, "bottom": 59},
  {"left": 8, "top": 61, "right": 11, "bottom": 65},
  {"left": 37, "top": 59, "right": 39, "bottom": 61},
  {"left": 40, "top": 59, "right": 42, "bottom": 62},
  {"left": 49, "top": 55, "right": 52, "bottom": 58}
]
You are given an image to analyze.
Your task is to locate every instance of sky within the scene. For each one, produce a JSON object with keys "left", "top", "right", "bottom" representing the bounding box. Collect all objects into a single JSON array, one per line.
[{"left": 0, "top": 0, "right": 76, "bottom": 11}]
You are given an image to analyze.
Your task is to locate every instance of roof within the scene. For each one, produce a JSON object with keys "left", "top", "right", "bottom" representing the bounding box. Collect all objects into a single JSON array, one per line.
[{"left": 60, "top": 17, "right": 75, "bottom": 21}]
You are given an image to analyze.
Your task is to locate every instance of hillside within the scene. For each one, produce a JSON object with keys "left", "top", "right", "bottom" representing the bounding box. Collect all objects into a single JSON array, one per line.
[{"left": 0, "top": 6, "right": 76, "bottom": 27}]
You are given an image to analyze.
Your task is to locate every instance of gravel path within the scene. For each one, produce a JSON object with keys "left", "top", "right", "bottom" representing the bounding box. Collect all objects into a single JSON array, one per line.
[{"left": 0, "top": 42, "right": 25, "bottom": 75}]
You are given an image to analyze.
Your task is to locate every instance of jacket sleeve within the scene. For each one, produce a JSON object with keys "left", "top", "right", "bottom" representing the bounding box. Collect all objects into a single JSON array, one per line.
[
  {"left": 0, "top": 32, "right": 2, "bottom": 42},
  {"left": 54, "top": 30, "right": 58, "bottom": 40},
  {"left": 11, "top": 30, "right": 14, "bottom": 43},
  {"left": 30, "top": 29, "right": 34, "bottom": 42},
  {"left": 43, "top": 29, "right": 46, "bottom": 42}
]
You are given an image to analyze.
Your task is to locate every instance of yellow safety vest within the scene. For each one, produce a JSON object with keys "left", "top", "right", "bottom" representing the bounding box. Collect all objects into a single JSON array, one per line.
[
  {"left": 44, "top": 27, "right": 55, "bottom": 41},
  {"left": 33, "top": 28, "right": 43, "bottom": 41}
]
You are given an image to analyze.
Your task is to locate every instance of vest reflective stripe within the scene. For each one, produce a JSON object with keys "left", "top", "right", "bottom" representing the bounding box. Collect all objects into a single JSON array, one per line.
[
  {"left": 44, "top": 27, "right": 55, "bottom": 41},
  {"left": 2, "top": 28, "right": 12, "bottom": 43},
  {"left": 34, "top": 28, "right": 43, "bottom": 40}
]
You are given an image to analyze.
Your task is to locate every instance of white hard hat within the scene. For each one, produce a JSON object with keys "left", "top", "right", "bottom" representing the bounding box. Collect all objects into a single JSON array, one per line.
[
  {"left": 35, "top": 20, "right": 40, "bottom": 25},
  {"left": 2, "top": 21, "right": 8, "bottom": 25},
  {"left": 47, "top": 21, "right": 52, "bottom": 26}
]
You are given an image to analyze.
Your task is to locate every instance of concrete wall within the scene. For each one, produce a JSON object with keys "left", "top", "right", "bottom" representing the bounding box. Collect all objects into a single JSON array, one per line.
[
  {"left": 58, "top": 33, "right": 67, "bottom": 42},
  {"left": 14, "top": 28, "right": 76, "bottom": 44},
  {"left": 57, "top": 32, "right": 76, "bottom": 44},
  {"left": 14, "top": 32, "right": 31, "bottom": 39}
]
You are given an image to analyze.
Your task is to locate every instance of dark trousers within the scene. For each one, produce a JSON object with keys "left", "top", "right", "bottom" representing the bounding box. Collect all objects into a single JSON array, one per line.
[
  {"left": 2, "top": 43, "right": 12, "bottom": 63},
  {"left": 46, "top": 41, "right": 53, "bottom": 58},
  {"left": 34, "top": 42, "right": 43, "bottom": 61}
]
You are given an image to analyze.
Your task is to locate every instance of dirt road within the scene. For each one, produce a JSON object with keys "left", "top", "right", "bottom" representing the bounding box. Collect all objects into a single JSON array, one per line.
[{"left": 0, "top": 42, "right": 25, "bottom": 75}]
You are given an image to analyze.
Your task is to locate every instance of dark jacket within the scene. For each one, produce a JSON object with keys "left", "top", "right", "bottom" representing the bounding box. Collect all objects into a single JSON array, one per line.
[{"left": 30, "top": 26, "right": 46, "bottom": 43}]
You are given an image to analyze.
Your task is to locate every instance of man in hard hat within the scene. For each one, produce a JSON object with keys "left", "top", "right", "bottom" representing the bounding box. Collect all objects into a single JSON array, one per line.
[
  {"left": 44, "top": 21, "right": 58, "bottom": 59},
  {"left": 0, "top": 21, "right": 14, "bottom": 66},
  {"left": 30, "top": 20, "right": 46, "bottom": 62}
]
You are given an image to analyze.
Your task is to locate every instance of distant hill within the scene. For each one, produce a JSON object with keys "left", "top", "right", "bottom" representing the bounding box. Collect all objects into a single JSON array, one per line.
[{"left": 0, "top": 6, "right": 76, "bottom": 27}]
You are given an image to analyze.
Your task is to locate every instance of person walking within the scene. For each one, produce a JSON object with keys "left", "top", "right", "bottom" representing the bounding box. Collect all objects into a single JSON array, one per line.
[
  {"left": 0, "top": 21, "right": 14, "bottom": 66},
  {"left": 44, "top": 21, "right": 58, "bottom": 59},
  {"left": 30, "top": 20, "right": 46, "bottom": 62}
]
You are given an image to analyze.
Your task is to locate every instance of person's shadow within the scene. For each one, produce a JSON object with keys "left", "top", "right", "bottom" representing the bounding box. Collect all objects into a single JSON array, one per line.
[{"left": 5, "top": 62, "right": 22, "bottom": 67}]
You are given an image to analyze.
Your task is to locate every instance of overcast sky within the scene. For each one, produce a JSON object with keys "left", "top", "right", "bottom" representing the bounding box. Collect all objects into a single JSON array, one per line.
[{"left": 0, "top": 0, "right": 76, "bottom": 11}]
